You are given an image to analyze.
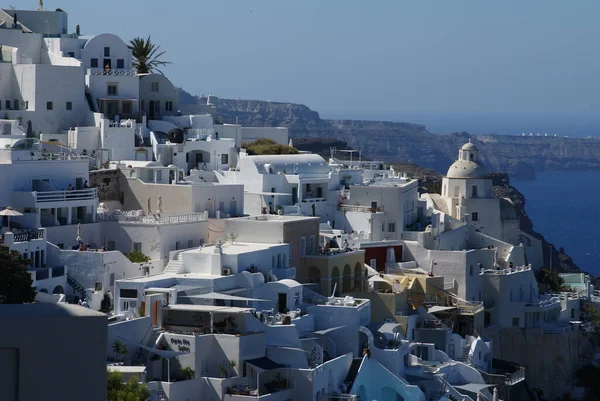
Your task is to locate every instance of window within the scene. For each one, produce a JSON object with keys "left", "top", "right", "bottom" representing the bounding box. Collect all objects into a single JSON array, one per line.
[
  {"left": 120, "top": 288, "right": 138, "bottom": 298},
  {"left": 221, "top": 153, "right": 229, "bottom": 165},
  {"left": 175, "top": 241, "right": 180, "bottom": 250},
  {"left": 13, "top": 99, "right": 18, "bottom": 110},
  {"left": 25, "top": 101, "right": 28, "bottom": 110},
  {"left": 165, "top": 101, "right": 173, "bottom": 111},
  {"left": 5, "top": 100, "right": 10, "bottom": 109},
  {"left": 472, "top": 185, "right": 478, "bottom": 198},
  {"left": 300, "top": 236, "right": 306, "bottom": 257},
  {"left": 151, "top": 82, "right": 159, "bottom": 92},
  {"left": 188, "top": 240, "right": 194, "bottom": 248},
  {"left": 66, "top": 101, "right": 72, "bottom": 111},
  {"left": 469, "top": 265, "right": 473, "bottom": 276},
  {"left": 309, "top": 235, "right": 316, "bottom": 256},
  {"left": 109, "top": 273, "right": 115, "bottom": 287},
  {"left": 107, "top": 83, "right": 118, "bottom": 96},
  {"left": 133, "top": 242, "right": 142, "bottom": 252},
  {"left": 471, "top": 212, "right": 479, "bottom": 221},
  {"left": 104, "top": 47, "right": 110, "bottom": 57},
  {"left": 117, "top": 58, "right": 124, "bottom": 69},
  {"left": 388, "top": 222, "right": 396, "bottom": 232},
  {"left": 46, "top": 101, "right": 53, "bottom": 110},
  {"left": 91, "top": 58, "right": 98, "bottom": 68},
  {"left": 512, "top": 317, "right": 520, "bottom": 327}
]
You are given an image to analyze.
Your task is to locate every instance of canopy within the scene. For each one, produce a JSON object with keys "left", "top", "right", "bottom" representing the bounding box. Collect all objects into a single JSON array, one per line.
[
  {"left": 427, "top": 306, "right": 457, "bottom": 314},
  {"left": 368, "top": 275, "right": 389, "bottom": 284},
  {"left": 246, "top": 357, "right": 285, "bottom": 373},
  {"left": 182, "top": 292, "right": 269, "bottom": 302},
  {"left": 0, "top": 207, "right": 22, "bottom": 217}
]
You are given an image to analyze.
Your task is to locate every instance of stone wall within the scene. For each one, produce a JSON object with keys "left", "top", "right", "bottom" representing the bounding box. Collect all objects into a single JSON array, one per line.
[
  {"left": 89, "top": 169, "right": 120, "bottom": 202},
  {"left": 489, "top": 327, "right": 593, "bottom": 398}
]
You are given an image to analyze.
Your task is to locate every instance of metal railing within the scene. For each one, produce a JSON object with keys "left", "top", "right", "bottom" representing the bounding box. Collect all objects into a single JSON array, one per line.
[
  {"left": 51, "top": 266, "right": 65, "bottom": 278},
  {"left": 12, "top": 229, "right": 44, "bottom": 243},
  {"left": 33, "top": 268, "right": 49, "bottom": 281},
  {"left": 524, "top": 296, "right": 560, "bottom": 308},
  {"left": 87, "top": 68, "right": 137, "bottom": 76},
  {"left": 33, "top": 188, "right": 97, "bottom": 203}
]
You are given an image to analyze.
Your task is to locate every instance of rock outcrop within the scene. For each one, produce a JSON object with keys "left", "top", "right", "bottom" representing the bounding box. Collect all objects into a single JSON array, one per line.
[{"left": 194, "top": 96, "right": 600, "bottom": 177}]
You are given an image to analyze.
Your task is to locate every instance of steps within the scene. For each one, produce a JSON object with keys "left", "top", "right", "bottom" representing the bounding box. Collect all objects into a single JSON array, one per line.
[
  {"left": 163, "top": 252, "right": 184, "bottom": 274},
  {"left": 66, "top": 274, "right": 86, "bottom": 299},
  {"left": 458, "top": 345, "right": 471, "bottom": 363}
]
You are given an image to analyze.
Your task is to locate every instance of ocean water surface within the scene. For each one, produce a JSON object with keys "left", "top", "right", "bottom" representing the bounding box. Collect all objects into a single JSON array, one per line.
[{"left": 512, "top": 171, "right": 600, "bottom": 276}]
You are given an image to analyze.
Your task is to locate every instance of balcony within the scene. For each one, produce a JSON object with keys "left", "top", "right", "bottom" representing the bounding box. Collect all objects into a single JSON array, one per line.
[
  {"left": 97, "top": 211, "right": 207, "bottom": 225},
  {"left": 87, "top": 68, "right": 137, "bottom": 76},
  {"left": 340, "top": 204, "right": 384, "bottom": 213},
  {"left": 30, "top": 266, "right": 65, "bottom": 281},
  {"left": 13, "top": 188, "right": 97, "bottom": 207},
  {"left": 416, "top": 318, "right": 449, "bottom": 330},
  {"left": 524, "top": 296, "right": 561, "bottom": 311},
  {"left": 0, "top": 229, "right": 45, "bottom": 245}
]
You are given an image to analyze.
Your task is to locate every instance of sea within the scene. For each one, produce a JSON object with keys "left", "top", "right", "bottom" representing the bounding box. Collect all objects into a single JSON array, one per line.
[{"left": 512, "top": 171, "right": 600, "bottom": 276}]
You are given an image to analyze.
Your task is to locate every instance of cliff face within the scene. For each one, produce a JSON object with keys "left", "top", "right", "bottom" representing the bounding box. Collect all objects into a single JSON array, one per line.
[{"left": 198, "top": 96, "right": 600, "bottom": 177}]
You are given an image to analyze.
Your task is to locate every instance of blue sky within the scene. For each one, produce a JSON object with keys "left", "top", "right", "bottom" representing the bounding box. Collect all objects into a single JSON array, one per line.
[{"left": 11, "top": 1, "right": 600, "bottom": 134}]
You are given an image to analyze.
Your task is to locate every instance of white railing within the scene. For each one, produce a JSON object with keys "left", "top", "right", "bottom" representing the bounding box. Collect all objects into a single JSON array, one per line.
[
  {"left": 541, "top": 323, "right": 574, "bottom": 335},
  {"left": 524, "top": 296, "right": 560, "bottom": 309},
  {"left": 87, "top": 68, "right": 137, "bottom": 76},
  {"left": 33, "top": 188, "right": 97, "bottom": 203},
  {"left": 97, "top": 211, "right": 207, "bottom": 225}
]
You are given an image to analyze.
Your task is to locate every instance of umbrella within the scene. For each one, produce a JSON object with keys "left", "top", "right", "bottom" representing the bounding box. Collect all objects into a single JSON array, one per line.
[
  {"left": 76, "top": 223, "right": 82, "bottom": 243},
  {"left": 0, "top": 207, "right": 23, "bottom": 231}
]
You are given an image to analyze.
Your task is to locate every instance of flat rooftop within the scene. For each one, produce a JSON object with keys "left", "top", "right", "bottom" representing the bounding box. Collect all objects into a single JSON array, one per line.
[
  {"left": 193, "top": 241, "right": 287, "bottom": 256},
  {"left": 0, "top": 303, "right": 106, "bottom": 319}
]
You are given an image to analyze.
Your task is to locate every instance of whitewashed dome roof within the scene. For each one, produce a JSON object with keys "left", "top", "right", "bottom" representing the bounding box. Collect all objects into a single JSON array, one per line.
[
  {"left": 461, "top": 140, "right": 478, "bottom": 151},
  {"left": 446, "top": 160, "right": 488, "bottom": 178}
]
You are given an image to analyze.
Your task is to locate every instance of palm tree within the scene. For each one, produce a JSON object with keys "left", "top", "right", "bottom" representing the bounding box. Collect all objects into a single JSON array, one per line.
[{"left": 128, "top": 36, "right": 170, "bottom": 74}]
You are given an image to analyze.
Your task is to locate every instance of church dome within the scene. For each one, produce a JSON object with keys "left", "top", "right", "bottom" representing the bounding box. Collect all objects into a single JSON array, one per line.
[
  {"left": 461, "top": 141, "right": 478, "bottom": 151},
  {"left": 446, "top": 160, "right": 488, "bottom": 178}
]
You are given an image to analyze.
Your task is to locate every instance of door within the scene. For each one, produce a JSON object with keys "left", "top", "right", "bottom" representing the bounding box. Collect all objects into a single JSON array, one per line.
[
  {"left": 229, "top": 200, "right": 237, "bottom": 216},
  {"left": 277, "top": 293, "right": 287, "bottom": 313},
  {"left": 148, "top": 101, "right": 156, "bottom": 119},
  {"left": 292, "top": 187, "right": 298, "bottom": 204},
  {"left": 103, "top": 59, "right": 112, "bottom": 69},
  {"left": 316, "top": 186, "right": 323, "bottom": 198}
]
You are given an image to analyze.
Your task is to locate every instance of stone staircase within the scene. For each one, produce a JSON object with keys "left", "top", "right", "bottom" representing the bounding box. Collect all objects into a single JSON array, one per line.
[
  {"left": 163, "top": 252, "right": 183, "bottom": 274},
  {"left": 458, "top": 344, "right": 471, "bottom": 363}
]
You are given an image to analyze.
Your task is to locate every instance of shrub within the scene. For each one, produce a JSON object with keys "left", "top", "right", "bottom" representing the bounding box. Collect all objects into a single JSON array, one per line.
[
  {"left": 242, "top": 138, "right": 298, "bottom": 156},
  {"left": 125, "top": 251, "right": 150, "bottom": 263}
]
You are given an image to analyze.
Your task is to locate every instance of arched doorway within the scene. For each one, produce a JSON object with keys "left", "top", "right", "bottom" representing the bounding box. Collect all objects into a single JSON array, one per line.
[
  {"left": 307, "top": 266, "right": 322, "bottom": 294},
  {"left": 342, "top": 264, "right": 351, "bottom": 294},
  {"left": 52, "top": 285, "right": 64, "bottom": 294},
  {"left": 331, "top": 266, "right": 340, "bottom": 296},
  {"left": 354, "top": 263, "right": 363, "bottom": 292}
]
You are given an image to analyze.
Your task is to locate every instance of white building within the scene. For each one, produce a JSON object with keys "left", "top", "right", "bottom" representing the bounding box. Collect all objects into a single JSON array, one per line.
[{"left": 221, "top": 152, "right": 334, "bottom": 220}]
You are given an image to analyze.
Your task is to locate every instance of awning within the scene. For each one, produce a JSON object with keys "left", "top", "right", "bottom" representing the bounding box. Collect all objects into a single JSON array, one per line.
[
  {"left": 112, "top": 335, "right": 187, "bottom": 359},
  {"left": 454, "top": 383, "right": 495, "bottom": 394},
  {"left": 428, "top": 306, "right": 457, "bottom": 314},
  {"left": 368, "top": 275, "right": 389, "bottom": 283},
  {"left": 245, "top": 357, "right": 285, "bottom": 373},
  {"left": 181, "top": 292, "right": 269, "bottom": 302}
]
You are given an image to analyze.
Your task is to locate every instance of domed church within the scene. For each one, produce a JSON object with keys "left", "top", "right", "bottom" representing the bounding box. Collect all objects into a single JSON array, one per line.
[{"left": 440, "top": 140, "right": 517, "bottom": 244}]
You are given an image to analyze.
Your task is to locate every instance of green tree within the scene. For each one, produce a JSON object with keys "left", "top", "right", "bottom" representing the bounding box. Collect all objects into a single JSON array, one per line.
[
  {"left": 125, "top": 251, "right": 150, "bottom": 264},
  {"left": 128, "top": 36, "right": 171, "bottom": 74},
  {"left": 0, "top": 246, "right": 36, "bottom": 304},
  {"left": 107, "top": 371, "right": 150, "bottom": 401},
  {"left": 534, "top": 268, "right": 568, "bottom": 292}
]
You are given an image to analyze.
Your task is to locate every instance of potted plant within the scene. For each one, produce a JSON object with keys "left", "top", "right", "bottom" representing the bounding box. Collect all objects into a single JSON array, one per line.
[
  {"left": 219, "top": 363, "right": 228, "bottom": 378},
  {"left": 229, "top": 359, "right": 237, "bottom": 375},
  {"left": 179, "top": 367, "right": 195, "bottom": 380}
]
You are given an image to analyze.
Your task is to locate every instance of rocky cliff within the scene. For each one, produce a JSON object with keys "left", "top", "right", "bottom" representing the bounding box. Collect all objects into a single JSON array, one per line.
[{"left": 196, "top": 96, "right": 600, "bottom": 178}]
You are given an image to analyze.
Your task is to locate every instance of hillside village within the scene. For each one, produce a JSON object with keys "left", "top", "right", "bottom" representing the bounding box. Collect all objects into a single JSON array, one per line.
[{"left": 1, "top": 7, "right": 599, "bottom": 401}]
